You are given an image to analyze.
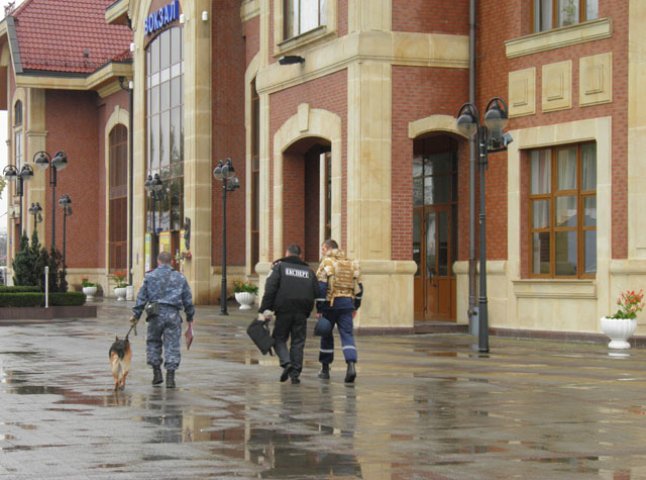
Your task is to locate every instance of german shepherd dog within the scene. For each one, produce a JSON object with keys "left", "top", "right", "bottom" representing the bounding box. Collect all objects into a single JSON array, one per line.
[{"left": 109, "top": 336, "right": 132, "bottom": 391}]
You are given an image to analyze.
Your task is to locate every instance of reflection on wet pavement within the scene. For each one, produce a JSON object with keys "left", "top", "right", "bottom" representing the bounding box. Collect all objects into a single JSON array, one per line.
[{"left": 2, "top": 302, "right": 646, "bottom": 478}]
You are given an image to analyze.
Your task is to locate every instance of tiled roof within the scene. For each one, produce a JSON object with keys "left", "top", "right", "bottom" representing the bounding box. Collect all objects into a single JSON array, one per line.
[{"left": 12, "top": 0, "right": 132, "bottom": 75}]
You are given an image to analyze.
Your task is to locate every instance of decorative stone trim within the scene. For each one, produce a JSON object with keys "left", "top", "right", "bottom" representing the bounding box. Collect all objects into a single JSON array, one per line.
[{"left": 505, "top": 18, "right": 612, "bottom": 59}]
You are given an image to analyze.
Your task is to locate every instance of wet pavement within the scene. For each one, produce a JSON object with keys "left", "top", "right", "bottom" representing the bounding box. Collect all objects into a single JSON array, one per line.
[{"left": 2, "top": 301, "right": 646, "bottom": 479}]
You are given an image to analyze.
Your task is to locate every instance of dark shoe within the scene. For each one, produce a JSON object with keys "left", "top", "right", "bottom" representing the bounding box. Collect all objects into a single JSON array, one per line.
[
  {"left": 280, "top": 364, "right": 293, "bottom": 383},
  {"left": 318, "top": 363, "right": 330, "bottom": 380},
  {"left": 152, "top": 367, "right": 163, "bottom": 385},
  {"left": 290, "top": 376, "right": 301, "bottom": 385},
  {"left": 166, "top": 370, "right": 176, "bottom": 389},
  {"left": 344, "top": 362, "right": 356, "bottom": 384}
]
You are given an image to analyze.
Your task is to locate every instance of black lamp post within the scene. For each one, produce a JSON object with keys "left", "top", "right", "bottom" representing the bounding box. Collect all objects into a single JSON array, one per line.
[
  {"left": 28, "top": 202, "right": 43, "bottom": 231},
  {"left": 58, "top": 194, "right": 72, "bottom": 268},
  {"left": 456, "top": 97, "right": 512, "bottom": 353},
  {"left": 33, "top": 150, "right": 68, "bottom": 250},
  {"left": 144, "top": 173, "right": 163, "bottom": 265},
  {"left": 3, "top": 164, "right": 34, "bottom": 236},
  {"left": 213, "top": 157, "right": 240, "bottom": 315}
]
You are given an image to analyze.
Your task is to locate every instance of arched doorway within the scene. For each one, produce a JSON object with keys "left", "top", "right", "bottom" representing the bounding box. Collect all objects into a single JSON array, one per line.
[
  {"left": 282, "top": 137, "right": 331, "bottom": 263},
  {"left": 413, "top": 135, "right": 458, "bottom": 321}
]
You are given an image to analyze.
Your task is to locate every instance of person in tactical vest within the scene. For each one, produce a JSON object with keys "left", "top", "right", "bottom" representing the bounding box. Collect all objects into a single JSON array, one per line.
[
  {"left": 316, "top": 239, "right": 363, "bottom": 383},
  {"left": 131, "top": 251, "right": 195, "bottom": 388},
  {"left": 258, "top": 244, "right": 320, "bottom": 384}
]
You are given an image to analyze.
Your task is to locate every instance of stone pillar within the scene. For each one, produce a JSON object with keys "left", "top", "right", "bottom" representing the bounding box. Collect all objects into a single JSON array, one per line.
[
  {"left": 24, "top": 88, "right": 47, "bottom": 243},
  {"left": 346, "top": 60, "right": 415, "bottom": 329},
  {"left": 182, "top": 0, "right": 213, "bottom": 304}
]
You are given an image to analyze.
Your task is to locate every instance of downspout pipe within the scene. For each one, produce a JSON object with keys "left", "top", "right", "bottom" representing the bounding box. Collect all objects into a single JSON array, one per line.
[{"left": 468, "top": 0, "right": 478, "bottom": 332}]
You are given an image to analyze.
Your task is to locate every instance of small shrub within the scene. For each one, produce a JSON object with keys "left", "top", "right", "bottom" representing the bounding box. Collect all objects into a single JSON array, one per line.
[{"left": 233, "top": 279, "right": 258, "bottom": 294}]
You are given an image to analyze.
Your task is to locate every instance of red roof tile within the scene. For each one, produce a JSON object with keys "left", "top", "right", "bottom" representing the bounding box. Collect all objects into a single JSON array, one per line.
[{"left": 12, "top": 0, "right": 132, "bottom": 75}]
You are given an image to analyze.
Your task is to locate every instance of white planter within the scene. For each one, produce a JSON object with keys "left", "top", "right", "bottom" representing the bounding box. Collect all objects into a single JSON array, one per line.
[
  {"left": 82, "top": 286, "right": 97, "bottom": 301},
  {"left": 600, "top": 316, "right": 637, "bottom": 349},
  {"left": 114, "top": 287, "right": 128, "bottom": 302},
  {"left": 235, "top": 292, "right": 256, "bottom": 310}
]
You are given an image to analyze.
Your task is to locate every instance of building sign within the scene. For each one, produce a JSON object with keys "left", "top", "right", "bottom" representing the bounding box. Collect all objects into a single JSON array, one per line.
[{"left": 144, "top": 0, "right": 180, "bottom": 36}]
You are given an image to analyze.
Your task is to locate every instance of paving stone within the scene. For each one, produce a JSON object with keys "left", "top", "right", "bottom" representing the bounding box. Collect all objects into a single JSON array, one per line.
[{"left": 1, "top": 300, "right": 646, "bottom": 478}]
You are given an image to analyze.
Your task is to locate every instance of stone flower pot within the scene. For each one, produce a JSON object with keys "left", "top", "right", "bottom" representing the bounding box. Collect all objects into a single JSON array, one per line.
[
  {"left": 114, "top": 287, "right": 128, "bottom": 302},
  {"left": 235, "top": 292, "right": 256, "bottom": 310},
  {"left": 82, "top": 286, "right": 97, "bottom": 301},
  {"left": 600, "top": 316, "right": 637, "bottom": 349}
]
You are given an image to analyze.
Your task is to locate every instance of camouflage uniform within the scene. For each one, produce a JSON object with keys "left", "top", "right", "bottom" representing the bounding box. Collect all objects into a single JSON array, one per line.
[{"left": 132, "top": 264, "right": 195, "bottom": 371}]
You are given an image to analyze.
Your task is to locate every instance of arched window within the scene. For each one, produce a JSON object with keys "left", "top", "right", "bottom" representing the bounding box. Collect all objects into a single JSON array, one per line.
[
  {"left": 109, "top": 124, "right": 128, "bottom": 272},
  {"left": 14, "top": 100, "right": 22, "bottom": 126}
]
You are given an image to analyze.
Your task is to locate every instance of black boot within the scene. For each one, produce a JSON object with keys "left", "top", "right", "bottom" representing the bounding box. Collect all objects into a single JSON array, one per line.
[
  {"left": 344, "top": 362, "right": 356, "bottom": 384},
  {"left": 280, "top": 364, "right": 293, "bottom": 383},
  {"left": 318, "top": 363, "right": 330, "bottom": 380},
  {"left": 166, "top": 370, "right": 176, "bottom": 389},
  {"left": 152, "top": 366, "right": 163, "bottom": 385}
]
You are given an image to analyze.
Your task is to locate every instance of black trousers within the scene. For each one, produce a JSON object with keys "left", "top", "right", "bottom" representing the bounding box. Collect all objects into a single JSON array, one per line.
[{"left": 272, "top": 311, "right": 307, "bottom": 375}]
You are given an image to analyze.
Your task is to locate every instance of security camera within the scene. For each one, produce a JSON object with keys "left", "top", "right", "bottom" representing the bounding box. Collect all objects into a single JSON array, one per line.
[{"left": 502, "top": 132, "right": 513, "bottom": 147}]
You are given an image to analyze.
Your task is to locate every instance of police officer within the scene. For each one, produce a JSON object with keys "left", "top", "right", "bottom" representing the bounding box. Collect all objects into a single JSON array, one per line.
[
  {"left": 316, "top": 239, "right": 363, "bottom": 383},
  {"left": 131, "top": 251, "right": 195, "bottom": 388},
  {"left": 258, "top": 244, "right": 320, "bottom": 384}
]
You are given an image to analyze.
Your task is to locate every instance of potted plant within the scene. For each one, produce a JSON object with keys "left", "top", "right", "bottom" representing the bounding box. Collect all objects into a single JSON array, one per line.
[
  {"left": 81, "top": 278, "right": 98, "bottom": 300},
  {"left": 600, "top": 289, "right": 645, "bottom": 349},
  {"left": 233, "top": 279, "right": 259, "bottom": 310},
  {"left": 111, "top": 271, "right": 128, "bottom": 301}
]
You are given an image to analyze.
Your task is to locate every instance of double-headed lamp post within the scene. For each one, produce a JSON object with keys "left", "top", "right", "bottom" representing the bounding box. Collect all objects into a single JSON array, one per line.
[
  {"left": 213, "top": 157, "right": 240, "bottom": 315},
  {"left": 144, "top": 173, "right": 163, "bottom": 264},
  {"left": 58, "top": 194, "right": 72, "bottom": 268},
  {"left": 28, "top": 202, "right": 43, "bottom": 231},
  {"left": 33, "top": 150, "right": 68, "bottom": 251},
  {"left": 456, "top": 97, "right": 512, "bottom": 353},
  {"left": 3, "top": 164, "right": 34, "bottom": 236}
]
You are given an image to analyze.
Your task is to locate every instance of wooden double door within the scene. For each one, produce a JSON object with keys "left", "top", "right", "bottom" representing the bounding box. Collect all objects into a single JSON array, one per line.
[
  {"left": 414, "top": 205, "right": 456, "bottom": 321},
  {"left": 412, "top": 143, "right": 458, "bottom": 322}
]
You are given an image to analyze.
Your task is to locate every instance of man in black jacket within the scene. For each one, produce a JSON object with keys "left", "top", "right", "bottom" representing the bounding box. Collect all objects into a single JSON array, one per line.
[{"left": 258, "top": 244, "right": 320, "bottom": 384}]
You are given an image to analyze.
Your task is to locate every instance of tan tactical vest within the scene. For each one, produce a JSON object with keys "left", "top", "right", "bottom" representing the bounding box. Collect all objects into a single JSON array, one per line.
[{"left": 317, "top": 249, "right": 361, "bottom": 305}]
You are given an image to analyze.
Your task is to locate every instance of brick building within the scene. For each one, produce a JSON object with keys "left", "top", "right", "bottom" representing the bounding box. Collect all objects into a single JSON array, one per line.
[{"left": 2, "top": 0, "right": 645, "bottom": 336}]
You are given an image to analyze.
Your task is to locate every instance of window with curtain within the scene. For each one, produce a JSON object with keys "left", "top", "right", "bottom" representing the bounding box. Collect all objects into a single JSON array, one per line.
[
  {"left": 146, "top": 27, "right": 184, "bottom": 233},
  {"left": 532, "top": 0, "right": 598, "bottom": 32},
  {"left": 529, "top": 143, "right": 596, "bottom": 278},
  {"left": 284, "top": 0, "right": 327, "bottom": 39},
  {"left": 109, "top": 125, "right": 128, "bottom": 272}
]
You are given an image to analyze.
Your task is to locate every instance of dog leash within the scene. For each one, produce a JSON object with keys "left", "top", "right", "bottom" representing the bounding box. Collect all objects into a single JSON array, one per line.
[{"left": 125, "top": 319, "right": 139, "bottom": 340}]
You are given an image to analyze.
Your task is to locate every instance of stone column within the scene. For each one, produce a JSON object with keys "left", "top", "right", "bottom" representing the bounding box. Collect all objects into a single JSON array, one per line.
[
  {"left": 182, "top": 0, "right": 213, "bottom": 304},
  {"left": 24, "top": 88, "right": 47, "bottom": 243}
]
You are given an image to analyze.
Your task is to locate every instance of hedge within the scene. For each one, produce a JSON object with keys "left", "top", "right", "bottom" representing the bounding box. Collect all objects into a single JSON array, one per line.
[
  {"left": 0, "top": 286, "right": 41, "bottom": 293},
  {"left": 0, "top": 292, "right": 86, "bottom": 307}
]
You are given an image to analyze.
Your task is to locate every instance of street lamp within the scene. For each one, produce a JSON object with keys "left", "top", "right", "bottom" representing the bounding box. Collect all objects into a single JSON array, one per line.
[
  {"left": 3, "top": 164, "right": 34, "bottom": 236},
  {"left": 33, "top": 150, "right": 68, "bottom": 250},
  {"left": 28, "top": 202, "right": 43, "bottom": 230},
  {"left": 58, "top": 194, "right": 72, "bottom": 268},
  {"left": 456, "top": 97, "right": 512, "bottom": 353},
  {"left": 144, "top": 173, "right": 164, "bottom": 264},
  {"left": 213, "top": 157, "right": 240, "bottom": 315}
]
